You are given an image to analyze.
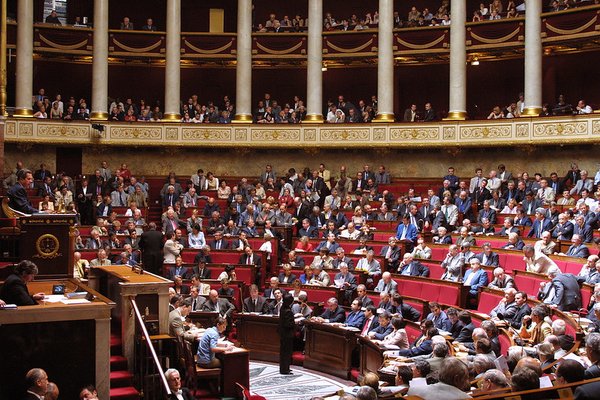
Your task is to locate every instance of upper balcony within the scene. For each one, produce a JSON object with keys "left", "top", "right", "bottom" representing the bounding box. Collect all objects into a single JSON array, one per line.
[
  {"left": 6, "top": 5, "right": 600, "bottom": 66},
  {"left": 4, "top": 113, "right": 600, "bottom": 149}
]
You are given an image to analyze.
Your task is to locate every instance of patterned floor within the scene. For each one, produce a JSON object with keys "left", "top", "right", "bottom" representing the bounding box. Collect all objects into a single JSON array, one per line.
[{"left": 249, "top": 361, "right": 352, "bottom": 400}]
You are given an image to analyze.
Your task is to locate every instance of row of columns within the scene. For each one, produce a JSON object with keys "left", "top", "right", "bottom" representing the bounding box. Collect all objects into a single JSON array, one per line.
[{"left": 6, "top": 0, "right": 543, "bottom": 121}]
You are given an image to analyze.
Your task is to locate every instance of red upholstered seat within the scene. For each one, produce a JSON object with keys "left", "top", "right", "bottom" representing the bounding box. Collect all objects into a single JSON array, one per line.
[
  {"left": 513, "top": 275, "right": 535, "bottom": 297},
  {"left": 430, "top": 247, "right": 447, "bottom": 261},
  {"left": 419, "top": 283, "right": 440, "bottom": 303},
  {"left": 437, "top": 286, "right": 459, "bottom": 306},
  {"left": 403, "top": 281, "right": 421, "bottom": 298},
  {"left": 422, "top": 262, "right": 444, "bottom": 279},
  {"left": 477, "top": 291, "right": 503, "bottom": 315},
  {"left": 498, "top": 331, "right": 511, "bottom": 356}
]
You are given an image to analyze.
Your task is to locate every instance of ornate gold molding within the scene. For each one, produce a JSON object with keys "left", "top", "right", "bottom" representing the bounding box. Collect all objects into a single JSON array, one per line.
[{"left": 4, "top": 114, "right": 600, "bottom": 149}]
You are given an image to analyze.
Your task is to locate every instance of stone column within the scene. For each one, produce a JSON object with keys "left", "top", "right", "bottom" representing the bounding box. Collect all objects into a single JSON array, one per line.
[
  {"left": 95, "top": 317, "right": 111, "bottom": 400},
  {"left": 447, "top": 0, "right": 467, "bottom": 120},
  {"left": 13, "top": 0, "right": 33, "bottom": 117},
  {"left": 163, "top": 0, "right": 181, "bottom": 121},
  {"left": 0, "top": 0, "right": 8, "bottom": 117},
  {"left": 374, "top": 0, "right": 394, "bottom": 122},
  {"left": 233, "top": 0, "right": 253, "bottom": 122},
  {"left": 304, "top": 0, "right": 324, "bottom": 122},
  {"left": 90, "top": 0, "right": 109, "bottom": 120},
  {"left": 522, "top": 0, "right": 542, "bottom": 116}
]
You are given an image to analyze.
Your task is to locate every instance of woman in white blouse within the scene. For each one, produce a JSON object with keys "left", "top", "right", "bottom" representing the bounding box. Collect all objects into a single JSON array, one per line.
[
  {"left": 188, "top": 224, "right": 206, "bottom": 249},
  {"left": 372, "top": 317, "right": 409, "bottom": 349}
]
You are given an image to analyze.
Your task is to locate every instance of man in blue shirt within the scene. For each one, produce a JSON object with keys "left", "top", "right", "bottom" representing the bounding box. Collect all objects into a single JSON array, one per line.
[{"left": 197, "top": 317, "right": 232, "bottom": 368}]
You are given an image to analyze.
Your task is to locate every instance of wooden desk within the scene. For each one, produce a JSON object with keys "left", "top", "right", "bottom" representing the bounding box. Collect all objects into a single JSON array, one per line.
[
  {"left": 188, "top": 311, "right": 220, "bottom": 329},
  {"left": 88, "top": 265, "right": 171, "bottom": 371},
  {"left": 236, "top": 313, "right": 281, "bottom": 362},
  {"left": 0, "top": 279, "right": 114, "bottom": 400},
  {"left": 304, "top": 321, "right": 358, "bottom": 379},
  {"left": 217, "top": 348, "right": 250, "bottom": 398},
  {"left": 357, "top": 335, "right": 385, "bottom": 376}
]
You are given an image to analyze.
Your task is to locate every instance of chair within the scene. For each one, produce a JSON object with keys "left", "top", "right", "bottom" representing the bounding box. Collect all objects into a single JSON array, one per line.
[
  {"left": 235, "top": 383, "right": 266, "bottom": 400},
  {"left": 179, "top": 336, "right": 220, "bottom": 395}
]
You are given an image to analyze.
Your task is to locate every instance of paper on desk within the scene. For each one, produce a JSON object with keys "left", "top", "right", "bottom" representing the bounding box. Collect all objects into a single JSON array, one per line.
[
  {"left": 334, "top": 278, "right": 345, "bottom": 288},
  {"left": 344, "top": 326, "right": 360, "bottom": 332},
  {"left": 44, "top": 295, "right": 65, "bottom": 303},
  {"left": 539, "top": 376, "right": 552, "bottom": 388},
  {"left": 384, "top": 344, "right": 400, "bottom": 350},
  {"left": 60, "top": 298, "right": 91, "bottom": 305}
]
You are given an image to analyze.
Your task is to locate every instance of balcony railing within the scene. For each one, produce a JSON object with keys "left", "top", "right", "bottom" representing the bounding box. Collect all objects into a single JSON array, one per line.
[
  {"left": 3, "top": 113, "right": 600, "bottom": 149},
  {"left": 5, "top": 5, "right": 599, "bottom": 62}
]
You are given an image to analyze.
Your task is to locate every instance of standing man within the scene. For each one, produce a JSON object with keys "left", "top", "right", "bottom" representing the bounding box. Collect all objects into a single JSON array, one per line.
[
  {"left": 139, "top": 222, "right": 164, "bottom": 275},
  {"left": 8, "top": 169, "right": 39, "bottom": 214},
  {"left": 278, "top": 294, "right": 295, "bottom": 375}
]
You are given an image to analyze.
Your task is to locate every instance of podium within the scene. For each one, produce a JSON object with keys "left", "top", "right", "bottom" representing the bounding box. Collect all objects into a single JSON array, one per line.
[{"left": 19, "top": 214, "right": 76, "bottom": 278}]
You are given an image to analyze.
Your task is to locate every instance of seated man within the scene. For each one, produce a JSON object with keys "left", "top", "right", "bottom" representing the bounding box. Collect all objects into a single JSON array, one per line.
[
  {"left": 502, "top": 232, "right": 525, "bottom": 250},
  {"left": 380, "top": 237, "right": 402, "bottom": 271},
  {"left": 345, "top": 298, "right": 366, "bottom": 329},
  {"left": 475, "top": 243, "right": 499, "bottom": 267},
  {"left": 397, "top": 327, "right": 438, "bottom": 358},
  {"left": 278, "top": 264, "right": 296, "bottom": 284},
  {"left": 374, "top": 271, "right": 398, "bottom": 295},
  {"left": 519, "top": 306, "right": 551, "bottom": 345},
  {"left": 333, "top": 262, "right": 357, "bottom": 303},
  {"left": 440, "top": 244, "right": 464, "bottom": 282},
  {"left": 489, "top": 288, "right": 518, "bottom": 319},
  {"left": 314, "top": 297, "right": 346, "bottom": 323},
  {"left": 196, "top": 316, "right": 233, "bottom": 368},
  {"left": 308, "top": 264, "right": 330, "bottom": 286},
  {"left": 355, "top": 250, "right": 382, "bottom": 284},
  {"left": 463, "top": 258, "right": 489, "bottom": 306},
  {"left": 507, "top": 291, "right": 532, "bottom": 329},
  {"left": 164, "top": 369, "right": 194, "bottom": 400},
  {"left": 426, "top": 301, "right": 451, "bottom": 331},
  {"left": 367, "top": 310, "right": 394, "bottom": 340},
  {"left": 200, "top": 290, "right": 236, "bottom": 318},
  {"left": 534, "top": 230, "right": 556, "bottom": 256},
  {"left": 243, "top": 284, "right": 268, "bottom": 313},
  {"left": 391, "top": 293, "right": 421, "bottom": 322},
  {"left": 169, "top": 298, "right": 199, "bottom": 343},
  {"left": 397, "top": 253, "right": 430, "bottom": 277}
]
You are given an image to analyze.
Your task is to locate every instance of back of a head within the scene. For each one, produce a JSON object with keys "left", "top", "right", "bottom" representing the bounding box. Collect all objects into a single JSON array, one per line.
[
  {"left": 359, "top": 371, "right": 379, "bottom": 392},
  {"left": 438, "top": 358, "right": 469, "bottom": 392},
  {"left": 515, "top": 357, "right": 542, "bottom": 377},
  {"left": 482, "top": 369, "right": 510, "bottom": 389},
  {"left": 556, "top": 359, "right": 585, "bottom": 383},
  {"left": 355, "top": 386, "right": 377, "bottom": 400},
  {"left": 511, "top": 366, "right": 540, "bottom": 392}
]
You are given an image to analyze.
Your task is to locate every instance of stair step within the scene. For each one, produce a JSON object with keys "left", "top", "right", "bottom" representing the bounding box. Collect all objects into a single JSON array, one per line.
[
  {"left": 110, "top": 355, "right": 128, "bottom": 371},
  {"left": 110, "top": 335, "right": 122, "bottom": 355},
  {"left": 110, "top": 370, "right": 134, "bottom": 388},
  {"left": 110, "top": 386, "right": 140, "bottom": 400}
]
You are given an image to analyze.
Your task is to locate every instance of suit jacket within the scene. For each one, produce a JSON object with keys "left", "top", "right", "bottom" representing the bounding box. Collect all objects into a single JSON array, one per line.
[
  {"left": 239, "top": 253, "right": 262, "bottom": 268},
  {"left": 320, "top": 306, "right": 346, "bottom": 323},
  {"left": 509, "top": 303, "right": 531, "bottom": 329},
  {"left": 333, "top": 272, "right": 357, "bottom": 290},
  {"left": 395, "top": 223, "right": 418, "bottom": 243},
  {"left": 475, "top": 251, "right": 499, "bottom": 267},
  {"left": 375, "top": 279, "right": 398, "bottom": 295},
  {"left": 575, "top": 380, "right": 600, "bottom": 400},
  {"left": 162, "top": 217, "right": 181, "bottom": 235},
  {"left": 522, "top": 198, "right": 542, "bottom": 215},
  {"left": 201, "top": 298, "right": 236, "bottom": 317},
  {"left": 357, "top": 295, "right": 374, "bottom": 308},
  {"left": 168, "top": 265, "right": 192, "bottom": 280},
  {"left": 169, "top": 309, "right": 196, "bottom": 342},
  {"left": 163, "top": 239, "right": 183, "bottom": 263},
  {"left": 408, "top": 382, "right": 471, "bottom": 400},
  {"left": 553, "top": 221, "right": 574, "bottom": 240},
  {"left": 345, "top": 310, "right": 366, "bottom": 329},
  {"left": 96, "top": 202, "right": 112, "bottom": 217},
  {"left": 278, "top": 272, "right": 297, "bottom": 284},
  {"left": 208, "top": 238, "right": 231, "bottom": 250},
  {"left": 315, "top": 240, "right": 340, "bottom": 254},
  {"left": 370, "top": 322, "right": 394, "bottom": 340},
  {"left": 243, "top": 296, "right": 269, "bottom": 313},
  {"left": 398, "top": 338, "right": 433, "bottom": 357},
  {"left": 477, "top": 208, "right": 497, "bottom": 224},
  {"left": 574, "top": 224, "right": 594, "bottom": 243},
  {"left": 397, "top": 304, "right": 421, "bottom": 322},
  {"left": 162, "top": 192, "right": 179, "bottom": 208},
  {"left": 542, "top": 273, "right": 584, "bottom": 311},
  {"left": 455, "top": 322, "right": 476, "bottom": 343},
  {"left": 471, "top": 187, "right": 492, "bottom": 208},
  {"left": 566, "top": 244, "right": 590, "bottom": 258},
  {"left": 298, "top": 226, "right": 318, "bottom": 238},
  {"left": 380, "top": 245, "right": 402, "bottom": 269},
  {"left": 7, "top": 183, "right": 38, "bottom": 214},
  {"left": 426, "top": 311, "right": 451, "bottom": 331},
  {"left": 463, "top": 269, "right": 489, "bottom": 295},
  {"left": 398, "top": 260, "right": 430, "bottom": 277},
  {"left": 0, "top": 274, "right": 36, "bottom": 306},
  {"left": 527, "top": 218, "right": 554, "bottom": 238}
]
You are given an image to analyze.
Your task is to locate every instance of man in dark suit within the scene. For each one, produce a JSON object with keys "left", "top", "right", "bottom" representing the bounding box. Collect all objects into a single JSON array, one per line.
[
  {"left": 201, "top": 290, "right": 236, "bottom": 318},
  {"left": 508, "top": 291, "right": 532, "bottom": 329},
  {"left": 380, "top": 237, "right": 402, "bottom": 271},
  {"left": 397, "top": 327, "right": 437, "bottom": 357},
  {"left": 76, "top": 178, "right": 95, "bottom": 225},
  {"left": 538, "top": 268, "right": 585, "bottom": 311},
  {"left": 562, "top": 234, "right": 590, "bottom": 258},
  {"left": 521, "top": 192, "right": 542, "bottom": 215},
  {"left": 239, "top": 246, "right": 262, "bottom": 286},
  {"left": 298, "top": 218, "right": 318, "bottom": 238},
  {"left": 471, "top": 180, "right": 492, "bottom": 210},
  {"left": 139, "top": 222, "right": 164, "bottom": 276},
  {"left": 23, "top": 368, "right": 49, "bottom": 400},
  {"left": 243, "top": 284, "right": 269, "bottom": 314},
  {"left": 37, "top": 175, "right": 55, "bottom": 200},
  {"left": 0, "top": 260, "right": 44, "bottom": 306},
  {"left": 333, "top": 262, "right": 357, "bottom": 304},
  {"left": 454, "top": 311, "right": 476, "bottom": 343},
  {"left": 8, "top": 169, "right": 38, "bottom": 214},
  {"left": 96, "top": 195, "right": 113, "bottom": 217},
  {"left": 367, "top": 311, "right": 394, "bottom": 340},
  {"left": 475, "top": 243, "right": 500, "bottom": 267},
  {"left": 422, "top": 102, "right": 436, "bottom": 121},
  {"left": 278, "top": 264, "right": 297, "bottom": 284},
  {"left": 315, "top": 298, "right": 346, "bottom": 323},
  {"left": 397, "top": 253, "right": 430, "bottom": 277},
  {"left": 208, "top": 231, "right": 230, "bottom": 250},
  {"left": 194, "top": 261, "right": 212, "bottom": 280},
  {"left": 553, "top": 213, "right": 574, "bottom": 240},
  {"left": 165, "top": 368, "right": 194, "bottom": 400},
  {"left": 527, "top": 208, "right": 554, "bottom": 238},
  {"left": 573, "top": 215, "right": 594, "bottom": 243}
]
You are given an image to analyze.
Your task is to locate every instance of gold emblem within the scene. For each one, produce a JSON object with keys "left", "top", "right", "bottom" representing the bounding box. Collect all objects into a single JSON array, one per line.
[{"left": 35, "top": 234, "right": 60, "bottom": 259}]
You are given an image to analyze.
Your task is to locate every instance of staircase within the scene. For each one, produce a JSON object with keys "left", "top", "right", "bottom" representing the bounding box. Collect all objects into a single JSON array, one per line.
[{"left": 109, "top": 333, "right": 140, "bottom": 400}]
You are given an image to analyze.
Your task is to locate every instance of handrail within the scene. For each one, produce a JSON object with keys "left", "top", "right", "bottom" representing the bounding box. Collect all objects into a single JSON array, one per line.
[{"left": 129, "top": 298, "right": 173, "bottom": 399}]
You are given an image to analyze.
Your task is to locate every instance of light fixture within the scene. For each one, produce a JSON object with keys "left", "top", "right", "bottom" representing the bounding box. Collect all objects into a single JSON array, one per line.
[
  {"left": 321, "top": 66, "right": 328, "bottom": 72},
  {"left": 470, "top": 59, "right": 479, "bottom": 66}
]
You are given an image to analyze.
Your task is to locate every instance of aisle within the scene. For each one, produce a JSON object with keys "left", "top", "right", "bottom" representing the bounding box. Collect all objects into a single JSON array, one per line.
[{"left": 249, "top": 361, "right": 351, "bottom": 400}]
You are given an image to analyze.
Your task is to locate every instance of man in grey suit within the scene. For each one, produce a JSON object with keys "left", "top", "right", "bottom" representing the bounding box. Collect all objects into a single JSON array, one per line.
[
  {"left": 169, "top": 299, "right": 199, "bottom": 342},
  {"left": 538, "top": 267, "right": 585, "bottom": 311},
  {"left": 243, "top": 284, "right": 269, "bottom": 313},
  {"left": 201, "top": 289, "right": 236, "bottom": 318}
]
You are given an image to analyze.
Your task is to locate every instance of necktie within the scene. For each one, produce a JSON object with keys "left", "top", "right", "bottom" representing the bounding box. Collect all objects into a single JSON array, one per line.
[
  {"left": 120, "top": 194, "right": 124, "bottom": 206},
  {"left": 253, "top": 299, "right": 257, "bottom": 311},
  {"left": 361, "top": 318, "right": 371, "bottom": 335},
  {"left": 169, "top": 194, "right": 173, "bottom": 205},
  {"left": 192, "top": 299, "right": 197, "bottom": 310},
  {"left": 400, "top": 226, "right": 407, "bottom": 240},
  {"left": 247, "top": 257, "right": 252, "bottom": 265},
  {"left": 216, "top": 240, "right": 221, "bottom": 250}
]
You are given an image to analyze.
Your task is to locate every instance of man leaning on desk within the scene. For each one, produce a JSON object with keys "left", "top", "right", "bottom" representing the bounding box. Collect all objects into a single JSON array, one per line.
[
  {"left": 0, "top": 260, "right": 45, "bottom": 306},
  {"left": 197, "top": 316, "right": 234, "bottom": 368}
]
